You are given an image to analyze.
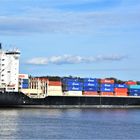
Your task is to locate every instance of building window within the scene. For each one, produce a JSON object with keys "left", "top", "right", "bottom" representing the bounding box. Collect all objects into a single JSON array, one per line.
[
  {"left": 7, "top": 71, "right": 10, "bottom": 73},
  {"left": 2, "top": 64, "right": 4, "bottom": 66},
  {"left": 2, "top": 59, "right": 5, "bottom": 61},
  {"left": 2, "top": 74, "right": 4, "bottom": 77}
]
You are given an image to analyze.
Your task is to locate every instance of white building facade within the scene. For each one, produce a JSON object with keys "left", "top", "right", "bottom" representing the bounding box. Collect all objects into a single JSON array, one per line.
[{"left": 0, "top": 45, "right": 20, "bottom": 92}]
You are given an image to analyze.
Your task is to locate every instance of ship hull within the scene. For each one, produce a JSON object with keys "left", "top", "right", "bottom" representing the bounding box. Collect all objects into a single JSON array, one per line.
[{"left": 1, "top": 92, "right": 140, "bottom": 107}]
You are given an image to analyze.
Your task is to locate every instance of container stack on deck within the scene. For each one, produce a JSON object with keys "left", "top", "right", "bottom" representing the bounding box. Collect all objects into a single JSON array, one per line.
[
  {"left": 100, "top": 79, "right": 115, "bottom": 96},
  {"left": 19, "top": 75, "right": 140, "bottom": 98},
  {"left": 47, "top": 81, "right": 63, "bottom": 96},
  {"left": 19, "top": 74, "right": 29, "bottom": 89},
  {"left": 126, "top": 81, "right": 140, "bottom": 96},
  {"left": 62, "top": 78, "right": 83, "bottom": 96},
  {"left": 83, "top": 78, "right": 99, "bottom": 95},
  {"left": 129, "top": 85, "right": 140, "bottom": 96},
  {"left": 114, "top": 84, "right": 128, "bottom": 96}
]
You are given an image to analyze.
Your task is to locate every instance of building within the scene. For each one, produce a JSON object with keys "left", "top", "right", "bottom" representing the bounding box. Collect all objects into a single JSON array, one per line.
[{"left": 0, "top": 44, "right": 20, "bottom": 92}]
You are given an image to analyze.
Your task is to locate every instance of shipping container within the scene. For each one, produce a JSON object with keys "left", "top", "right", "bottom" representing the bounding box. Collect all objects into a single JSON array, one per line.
[
  {"left": 115, "top": 92, "right": 128, "bottom": 96},
  {"left": 115, "top": 84, "right": 128, "bottom": 88},
  {"left": 100, "top": 84, "right": 114, "bottom": 88},
  {"left": 126, "top": 81, "right": 137, "bottom": 85},
  {"left": 100, "top": 79, "right": 114, "bottom": 84},
  {"left": 83, "top": 82, "right": 98, "bottom": 87},
  {"left": 129, "top": 92, "right": 140, "bottom": 96},
  {"left": 47, "top": 86, "right": 62, "bottom": 91},
  {"left": 64, "top": 86, "right": 83, "bottom": 91},
  {"left": 83, "top": 86, "right": 98, "bottom": 91},
  {"left": 48, "top": 81, "right": 62, "bottom": 86},
  {"left": 19, "top": 74, "right": 29, "bottom": 79},
  {"left": 83, "top": 78, "right": 98, "bottom": 83},
  {"left": 22, "top": 79, "right": 29, "bottom": 84},
  {"left": 129, "top": 85, "right": 140, "bottom": 89},
  {"left": 64, "top": 81, "right": 83, "bottom": 86},
  {"left": 47, "top": 90, "right": 63, "bottom": 96},
  {"left": 129, "top": 89, "right": 140, "bottom": 93},
  {"left": 21, "top": 83, "right": 29, "bottom": 88},
  {"left": 83, "top": 91, "right": 99, "bottom": 96},
  {"left": 100, "top": 92, "right": 114, "bottom": 96},
  {"left": 64, "top": 91, "right": 82, "bottom": 96},
  {"left": 100, "top": 87, "right": 114, "bottom": 92},
  {"left": 114, "top": 88, "right": 128, "bottom": 93}
]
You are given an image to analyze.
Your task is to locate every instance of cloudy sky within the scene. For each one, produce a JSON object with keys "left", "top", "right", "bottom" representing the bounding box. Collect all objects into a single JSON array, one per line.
[{"left": 0, "top": 0, "right": 140, "bottom": 80}]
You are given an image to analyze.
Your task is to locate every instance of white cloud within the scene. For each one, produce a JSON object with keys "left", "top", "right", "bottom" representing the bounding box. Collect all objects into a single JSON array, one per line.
[{"left": 27, "top": 54, "right": 126, "bottom": 65}]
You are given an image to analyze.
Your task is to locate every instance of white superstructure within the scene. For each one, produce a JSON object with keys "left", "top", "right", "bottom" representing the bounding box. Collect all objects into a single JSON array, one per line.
[{"left": 0, "top": 44, "right": 20, "bottom": 92}]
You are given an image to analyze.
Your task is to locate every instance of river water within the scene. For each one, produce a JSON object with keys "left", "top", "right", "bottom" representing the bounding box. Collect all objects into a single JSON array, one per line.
[{"left": 0, "top": 108, "right": 140, "bottom": 139}]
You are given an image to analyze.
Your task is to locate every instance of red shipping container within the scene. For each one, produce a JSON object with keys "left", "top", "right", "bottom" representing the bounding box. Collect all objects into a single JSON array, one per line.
[
  {"left": 83, "top": 91, "right": 99, "bottom": 96},
  {"left": 100, "top": 79, "right": 114, "bottom": 84},
  {"left": 115, "top": 92, "right": 128, "bottom": 96},
  {"left": 125, "top": 81, "right": 137, "bottom": 85},
  {"left": 48, "top": 81, "right": 62, "bottom": 86},
  {"left": 100, "top": 92, "right": 114, "bottom": 96},
  {"left": 114, "top": 88, "right": 128, "bottom": 93}
]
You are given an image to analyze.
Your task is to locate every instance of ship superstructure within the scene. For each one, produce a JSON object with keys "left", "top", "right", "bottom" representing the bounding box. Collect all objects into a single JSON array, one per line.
[{"left": 0, "top": 44, "right": 20, "bottom": 92}]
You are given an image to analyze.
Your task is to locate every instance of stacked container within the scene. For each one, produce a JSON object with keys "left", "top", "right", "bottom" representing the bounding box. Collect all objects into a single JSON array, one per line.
[
  {"left": 21, "top": 79, "right": 29, "bottom": 89},
  {"left": 83, "top": 78, "right": 99, "bottom": 96},
  {"left": 114, "top": 84, "right": 128, "bottom": 96},
  {"left": 100, "top": 79, "right": 114, "bottom": 96},
  {"left": 19, "top": 74, "right": 29, "bottom": 89},
  {"left": 62, "top": 78, "right": 83, "bottom": 96},
  {"left": 128, "top": 85, "right": 140, "bottom": 96},
  {"left": 47, "top": 81, "right": 63, "bottom": 96}
]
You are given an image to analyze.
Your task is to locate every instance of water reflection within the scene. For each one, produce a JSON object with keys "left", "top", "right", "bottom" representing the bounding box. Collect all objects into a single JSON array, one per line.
[
  {"left": 0, "top": 108, "right": 139, "bottom": 139},
  {"left": 0, "top": 109, "right": 19, "bottom": 139}
]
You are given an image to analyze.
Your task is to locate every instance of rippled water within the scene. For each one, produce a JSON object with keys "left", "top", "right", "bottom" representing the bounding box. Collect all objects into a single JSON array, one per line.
[{"left": 0, "top": 108, "right": 140, "bottom": 139}]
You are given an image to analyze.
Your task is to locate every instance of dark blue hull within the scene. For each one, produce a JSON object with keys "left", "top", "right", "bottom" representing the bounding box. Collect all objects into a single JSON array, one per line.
[{"left": 0, "top": 92, "right": 140, "bottom": 107}]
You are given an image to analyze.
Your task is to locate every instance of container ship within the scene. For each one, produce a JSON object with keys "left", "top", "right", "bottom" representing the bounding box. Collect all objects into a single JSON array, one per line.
[{"left": 0, "top": 45, "right": 140, "bottom": 107}]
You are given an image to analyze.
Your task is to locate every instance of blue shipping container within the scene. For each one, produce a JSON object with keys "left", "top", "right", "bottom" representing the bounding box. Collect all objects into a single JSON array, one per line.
[
  {"left": 65, "top": 86, "right": 83, "bottom": 91},
  {"left": 100, "top": 84, "right": 114, "bottom": 88},
  {"left": 64, "top": 81, "right": 83, "bottom": 86},
  {"left": 115, "top": 84, "right": 128, "bottom": 88},
  {"left": 83, "top": 82, "right": 98, "bottom": 87},
  {"left": 83, "top": 78, "right": 98, "bottom": 83},
  {"left": 22, "top": 84, "right": 29, "bottom": 89},
  {"left": 129, "top": 92, "right": 140, "bottom": 96},
  {"left": 129, "top": 89, "right": 140, "bottom": 93},
  {"left": 22, "top": 79, "right": 29, "bottom": 84},
  {"left": 22, "top": 82, "right": 29, "bottom": 85},
  {"left": 83, "top": 86, "right": 98, "bottom": 91},
  {"left": 100, "top": 87, "right": 114, "bottom": 92}
]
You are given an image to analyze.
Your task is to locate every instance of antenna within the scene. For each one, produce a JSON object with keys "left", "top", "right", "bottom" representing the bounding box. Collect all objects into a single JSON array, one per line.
[{"left": 0, "top": 43, "right": 2, "bottom": 50}]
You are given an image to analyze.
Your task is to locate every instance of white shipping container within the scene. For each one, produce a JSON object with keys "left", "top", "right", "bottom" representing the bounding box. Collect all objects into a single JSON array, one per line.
[
  {"left": 64, "top": 91, "right": 82, "bottom": 96},
  {"left": 47, "top": 86, "right": 62, "bottom": 91},
  {"left": 47, "top": 90, "right": 63, "bottom": 96}
]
